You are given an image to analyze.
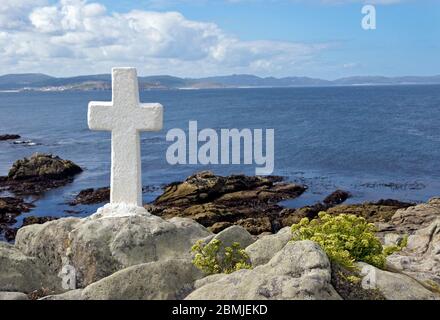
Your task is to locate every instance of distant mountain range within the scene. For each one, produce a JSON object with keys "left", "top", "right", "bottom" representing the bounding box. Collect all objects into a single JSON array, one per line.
[{"left": 1, "top": 73, "right": 440, "bottom": 91}]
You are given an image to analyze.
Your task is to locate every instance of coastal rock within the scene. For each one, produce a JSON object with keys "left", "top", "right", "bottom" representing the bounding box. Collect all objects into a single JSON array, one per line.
[
  {"left": 150, "top": 171, "right": 306, "bottom": 235},
  {"left": 0, "top": 197, "right": 34, "bottom": 217},
  {"left": 16, "top": 204, "right": 211, "bottom": 287},
  {"left": 68, "top": 187, "right": 110, "bottom": 206},
  {"left": 0, "top": 153, "right": 82, "bottom": 195},
  {"left": 8, "top": 153, "right": 82, "bottom": 181},
  {"left": 185, "top": 241, "right": 341, "bottom": 300},
  {"left": 358, "top": 263, "right": 439, "bottom": 300},
  {"left": 0, "top": 134, "right": 20, "bottom": 141},
  {"left": 386, "top": 218, "right": 440, "bottom": 292},
  {"left": 245, "top": 227, "right": 292, "bottom": 266},
  {"left": 0, "top": 292, "right": 29, "bottom": 300},
  {"left": 155, "top": 171, "right": 284, "bottom": 206},
  {"left": 0, "top": 242, "right": 59, "bottom": 293},
  {"left": 390, "top": 197, "right": 440, "bottom": 234},
  {"left": 81, "top": 259, "right": 202, "bottom": 300}
]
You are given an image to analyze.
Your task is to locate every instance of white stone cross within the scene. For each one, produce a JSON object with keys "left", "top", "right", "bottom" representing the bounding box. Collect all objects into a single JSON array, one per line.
[{"left": 88, "top": 68, "right": 163, "bottom": 207}]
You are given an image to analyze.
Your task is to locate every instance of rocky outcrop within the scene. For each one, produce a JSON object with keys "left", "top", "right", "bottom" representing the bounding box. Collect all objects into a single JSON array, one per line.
[
  {"left": 81, "top": 259, "right": 203, "bottom": 300},
  {"left": 3, "top": 198, "right": 440, "bottom": 300},
  {"left": 386, "top": 218, "right": 440, "bottom": 293},
  {"left": 0, "top": 153, "right": 82, "bottom": 196},
  {"left": 148, "top": 171, "right": 306, "bottom": 235},
  {"left": 186, "top": 241, "right": 341, "bottom": 300},
  {"left": 0, "top": 242, "right": 59, "bottom": 293},
  {"left": 16, "top": 204, "right": 211, "bottom": 288}
]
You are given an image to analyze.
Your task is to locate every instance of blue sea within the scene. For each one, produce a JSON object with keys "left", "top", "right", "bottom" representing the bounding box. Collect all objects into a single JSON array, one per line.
[{"left": 1, "top": 85, "right": 440, "bottom": 228}]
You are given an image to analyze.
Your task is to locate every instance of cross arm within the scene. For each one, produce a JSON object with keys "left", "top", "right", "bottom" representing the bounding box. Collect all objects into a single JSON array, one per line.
[
  {"left": 134, "top": 103, "right": 164, "bottom": 131},
  {"left": 88, "top": 101, "right": 114, "bottom": 131}
]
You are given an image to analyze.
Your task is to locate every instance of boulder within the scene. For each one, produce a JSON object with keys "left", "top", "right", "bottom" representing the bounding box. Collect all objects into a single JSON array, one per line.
[
  {"left": 185, "top": 241, "right": 341, "bottom": 300},
  {"left": 358, "top": 263, "right": 439, "bottom": 300},
  {"left": 0, "top": 242, "right": 59, "bottom": 293},
  {"left": 16, "top": 204, "right": 211, "bottom": 288},
  {"left": 0, "top": 292, "right": 28, "bottom": 300},
  {"left": 211, "top": 225, "right": 255, "bottom": 249},
  {"left": 386, "top": 218, "right": 440, "bottom": 292},
  {"left": 245, "top": 227, "right": 292, "bottom": 266},
  {"left": 81, "top": 259, "right": 202, "bottom": 300}
]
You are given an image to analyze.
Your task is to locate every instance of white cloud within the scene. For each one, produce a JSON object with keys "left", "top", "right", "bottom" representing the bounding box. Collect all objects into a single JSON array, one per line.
[{"left": 0, "top": 0, "right": 329, "bottom": 76}]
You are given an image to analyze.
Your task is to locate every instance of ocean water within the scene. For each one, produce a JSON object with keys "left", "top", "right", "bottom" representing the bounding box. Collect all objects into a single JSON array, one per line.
[{"left": 1, "top": 85, "right": 440, "bottom": 227}]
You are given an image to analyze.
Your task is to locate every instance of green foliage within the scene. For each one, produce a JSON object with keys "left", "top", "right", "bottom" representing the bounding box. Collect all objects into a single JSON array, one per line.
[
  {"left": 291, "top": 212, "right": 407, "bottom": 269},
  {"left": 191, "top": 239, "right": 252, "bottom": 275}
]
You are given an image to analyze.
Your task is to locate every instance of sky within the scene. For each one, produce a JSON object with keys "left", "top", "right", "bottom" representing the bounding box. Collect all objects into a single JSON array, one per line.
[{"left": 0, "top": 0, "right": 439, "bottom": 79}]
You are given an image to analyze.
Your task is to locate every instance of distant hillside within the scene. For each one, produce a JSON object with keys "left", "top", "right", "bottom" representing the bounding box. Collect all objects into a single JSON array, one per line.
[
  {"left": 0, "top": 73, "right": 55, "bottom": 89},
  {"left": 0, "top": 73, "right": 439, "bottom": 91}
]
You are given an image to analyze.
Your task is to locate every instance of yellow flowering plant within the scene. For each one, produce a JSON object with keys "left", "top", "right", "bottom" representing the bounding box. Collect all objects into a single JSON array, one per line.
[
  {"left": 291, "top": 212, "right": 407, "bottom": 269},
  {"left": 191, "top": 239, "right": 252, "bottom": 275}
]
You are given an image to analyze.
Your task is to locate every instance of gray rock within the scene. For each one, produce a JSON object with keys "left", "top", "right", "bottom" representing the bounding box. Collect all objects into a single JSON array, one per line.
[
  {"left": 245, "top": 227, "right": 292, "bottom": 266},
  {"left": 358, "top": 263, "right": 439, "bottom": 300},
  {"left": 212, "top": 225, "right": 255, "bottom": 249},
  {"left": 0, "top": 242, "right": 59, "bottom": 293},
  {"left": 15, "top": 217, "right": 82, "bottom": 273},
  {"left": 39, "top": 289, "right": 84, "bottom": 300},
  {"left": 15, "top": 204, "right": 211, "bottom": 288},
  {"left": 81, "top": 259, "right": 202, "bottom": 300},
  {"left": 0, "top": 292, "right": 29, "bottom": 300},
  {"left": 386, "top": 218, "right": 440, "bottom": 292},
  {"left": 185, "top": 240, "right": 341, "bottom": 300}
]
